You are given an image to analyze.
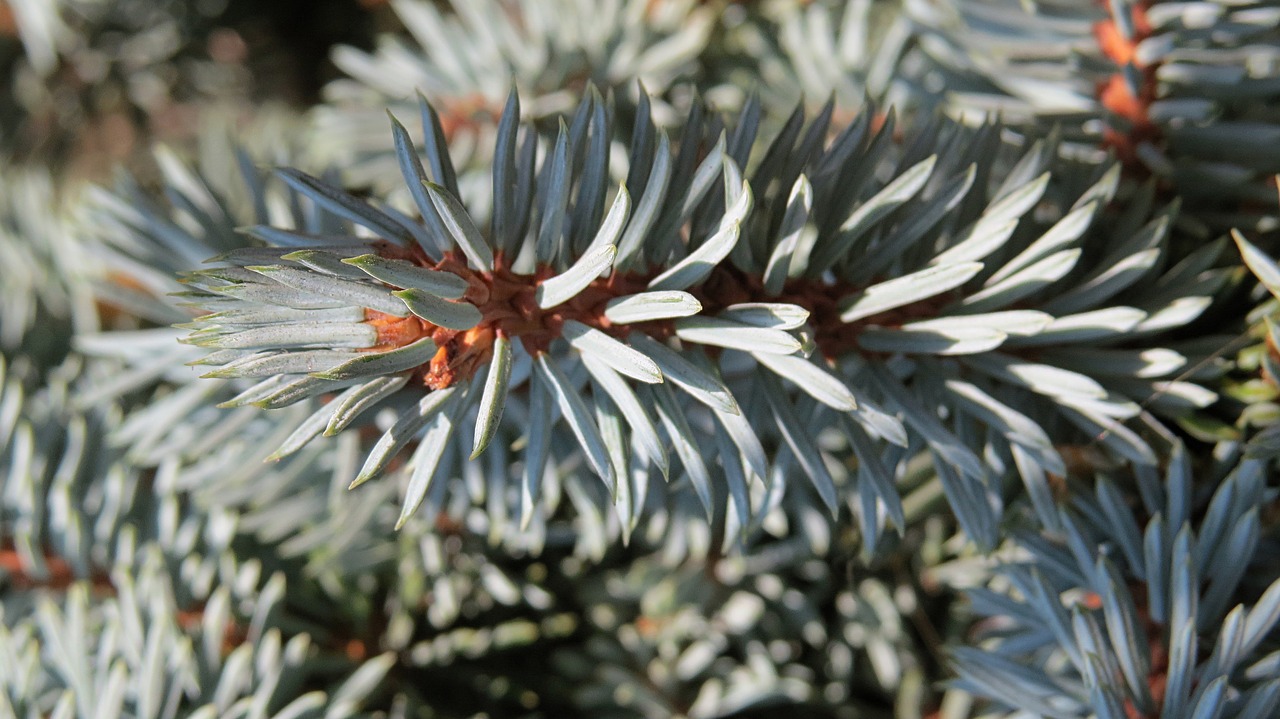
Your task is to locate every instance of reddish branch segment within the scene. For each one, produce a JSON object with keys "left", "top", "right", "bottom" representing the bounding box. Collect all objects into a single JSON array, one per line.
[
  {"left": 431, "top": 94, "right": 494, "bottom": 141},
  {"left": 0, "top": 542, "right": 112, "bottom": 592},
  {"left": 0, "top": 542, "right": 254, "bottom": 653},
  {"left": 1093, "top": 2, "right": 1160, "bottom": 167},
  {"left": 363, "top": 247, "right": 963, "bottom": 390},
  {"left": 0, "top": 541, "right": 375, "bottom": 661},
  {"left": 697, "top": 265, "right": 955, "bottom": 359},
  {"left": 1079, "top": 585, "right": 1172, "bottom": 719},
  {"left": 364, "top": 251, "right": 657, "bottom": 389}
]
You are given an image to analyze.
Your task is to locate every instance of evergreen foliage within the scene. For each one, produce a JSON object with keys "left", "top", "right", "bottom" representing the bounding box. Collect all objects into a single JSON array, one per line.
[
  {"left": 2, "top": 1, "right": 1279, "bottom": 717},
  {"left": 898, "top": 0, "right": 1280, "bottom": 229},
  {"left": 956, "top": 446, "right": 1280, "bottom": 717}
]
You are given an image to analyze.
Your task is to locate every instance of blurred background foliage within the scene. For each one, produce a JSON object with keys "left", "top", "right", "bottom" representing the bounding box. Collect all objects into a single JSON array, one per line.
[{"left": 2, "top": 1, "right": 1279, "bottom": 718}]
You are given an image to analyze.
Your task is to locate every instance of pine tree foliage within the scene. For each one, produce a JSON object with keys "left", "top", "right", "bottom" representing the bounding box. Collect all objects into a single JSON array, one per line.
[
  {"left": 4, "top": 0, "right": 195, "bottom": 79},
  {"left": 1232, "top": 230, "right": 1280, "bottom": 459},
  {"left": 710, "top": 0, "right": 913, "bottom": 114},
  {"left": 954, "top": 446, "right": 1280, "bottom": 718},
  {"left": 0, "top": 0, "right": 216, "bottom": 161},
  {"left": 328, "top": 0, "right": 713, "bottom": 115},
  {"left": 554, "top": 540, "right": 953, "bottom": 717},
  {"left": 312, "top": 0, "right": 715, "bottom": 189},
  {"left": 3, "top": 1, "right": 1280, "bottom": 717},
  {"left": 0, "top": 170, "right": 95, "bottom": 366},
  {"left": 897, "top": 0, "right": 1280, "bottom": 228},
  {"left": 0, "top": 542, "right": 395, "bottom": 719},
  {"left": 166, "top": 90, "right": 1222, "bottom": 550},
  {"left": 0, "top": 356, "right": 134, "bottom": 584}
]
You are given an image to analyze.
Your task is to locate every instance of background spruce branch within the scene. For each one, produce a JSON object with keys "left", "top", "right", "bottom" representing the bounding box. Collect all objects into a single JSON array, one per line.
[{"left": 2, "top": 2, "right": 1279, "bottom": 718}]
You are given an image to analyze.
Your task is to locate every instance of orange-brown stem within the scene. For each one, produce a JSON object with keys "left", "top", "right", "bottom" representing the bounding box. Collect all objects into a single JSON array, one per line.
[
  {"left": 1080, "top": 581, "right": 1177, "bottom": 719},
  {"left": 1093, "top": 2, "right": 1161, "bottom": 169},
  {"left": 363, "top": 248, "right": 965, "bottom": 389},
  {"left": 0, "top": 542, "right": 112, "bottom": 593}
]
